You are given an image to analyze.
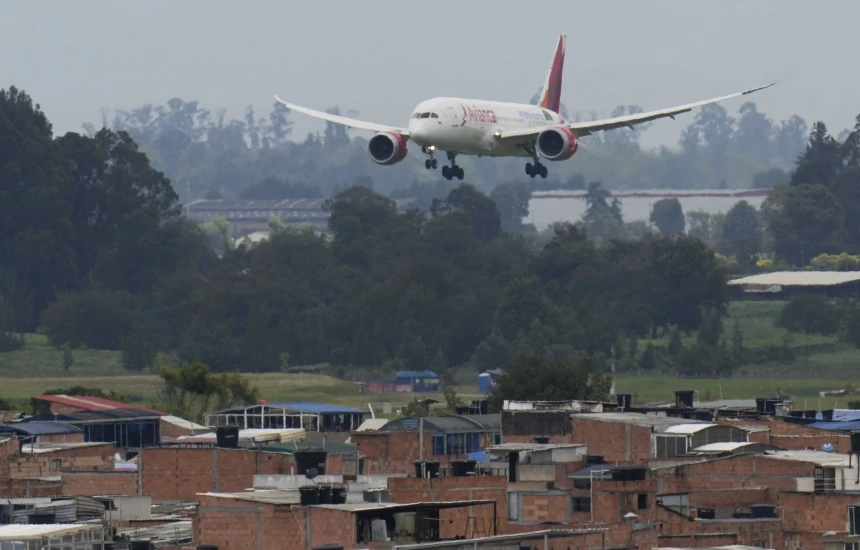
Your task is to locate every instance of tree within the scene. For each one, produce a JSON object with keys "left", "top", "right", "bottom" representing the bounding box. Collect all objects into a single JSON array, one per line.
[
  {"left": 763, "top": 183, "right": 845, "bottom": 266},
  {"left": 156, "top": 360, "right": 260, "bottom": 421},
  {"left": 650, "top": 198, "right": 686, "bottom": 235},
  {"left": 776, "top": 295, "right": 840, "bottom": 335},
  {"left": 731, "top": 320, "right": 746, "bottom": 363},
  {"left": 668, "top": 327, "right": 683, "bottom": 356},
  {"left": 722, "top": 200, "right": 763, "bottom": 260},
  {"left": 490, "top": 183, "right": 532, "bottom": 234},
  {"left": 488, "top": 352, "right": 606, "bottom": 410},
  {"left": 435, "top": 184, "right": 502, "bottom": 241}
]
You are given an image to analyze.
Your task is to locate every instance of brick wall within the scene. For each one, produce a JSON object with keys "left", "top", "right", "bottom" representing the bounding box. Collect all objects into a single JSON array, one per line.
[
  {"left": 569, "top": 417, "right": 652, "bottom": 463},
  {"left": 38, "top": 432, "right": 86, "bottom": 444},
  {"left": 141, "top": 447, "right": 302, "bottom": 501},
  {"left": 780, "top": 491, "right": 855, "bottom": 543},
  {"left": 7, "top": 443, "right": 117, "bottom": 479},
  {"left": 62, "top": 472, "right": 138, "bottom": 496},
  {"left": 352, "top": 431, "right": 488, "bottom": 475},
  {"left": 719, "top": 418, "right": 851, "bottom": 453},
  {"left": 687, "top": 487, "right": 771, "bottom": 509},
  {"left": 653, "top": 454, "right": 814, "bottom": 494},
  {"left": 388, "top": 475, "right": 508, "bottom": 538},
  {"left": 655, "top": 504, "right": 785, "bottom": 548},
  {"left": 501, "top": 411, "right": 570, "bottom": 442},
  {"left": 0, "top": 477, "right": 64, "bottom": 497},
  {"left": 520, "top": 492, "right": 569, "bottom": 523},
  {"left": 0, "top": 438, "right": 12, "bottom": 478}
]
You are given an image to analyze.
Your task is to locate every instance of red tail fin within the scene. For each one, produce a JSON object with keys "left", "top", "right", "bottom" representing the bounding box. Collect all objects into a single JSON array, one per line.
[{"left": 539, "top": 34, "right": 566, "bottom": 114}]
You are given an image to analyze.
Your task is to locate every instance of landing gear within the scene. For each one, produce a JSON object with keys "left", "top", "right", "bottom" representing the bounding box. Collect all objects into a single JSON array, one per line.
[
  {"left": 442, "top": 152, "right": 464, "bottom": 181},
  {"left": 526, "top": 162, "right": 548, "bottom": 179},
  {"left": 422, "top": 147, "right": 439, "bottom": 170},
  {"left": 521, "top": 144, "right": 548, "bottom": 179}
]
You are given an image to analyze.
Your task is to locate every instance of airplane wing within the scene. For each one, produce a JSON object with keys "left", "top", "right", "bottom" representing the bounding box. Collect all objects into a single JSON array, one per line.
[
  {"left": 273, "top": 95, "right": 410, "bottom": 137},
  {"left": 496, "top": 82, "right": 776, "bottom": 140}
]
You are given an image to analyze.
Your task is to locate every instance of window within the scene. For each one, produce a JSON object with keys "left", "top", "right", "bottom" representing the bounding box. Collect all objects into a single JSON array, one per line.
[
  {"left": 51, "top": 459, "right": 62, "bottom": 471},
  {"left": 433, "top": 435, "right": 445, "bottom": 455},
  {"left": 430, "top": 113, "right": 439, "bottom": 118},
  {"left": 638, "top": 494, "right": 648, "bottom": 510},
  {"left": 845, "top": 544, "right": 858, "bottom": 550},
  {"left": 421, "top": 113, "right": 431, "bottom": 118},
  {"left": 573, "top": 497, "right": 591, "bottom": 513},
  {"left": 494, "top": 434, "right": 501, "bottom": 445},
  {"left": 433, "top": 433, "right": 484, "bottom": 455}
]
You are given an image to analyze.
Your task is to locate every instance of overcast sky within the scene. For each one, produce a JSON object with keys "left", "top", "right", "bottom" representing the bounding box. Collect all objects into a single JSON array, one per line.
[{"left": 2, "top": 1, "right": 855, "bottom": 149}]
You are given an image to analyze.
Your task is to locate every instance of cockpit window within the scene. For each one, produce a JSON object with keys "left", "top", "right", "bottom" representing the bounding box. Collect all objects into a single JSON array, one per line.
[
  {"left": 421, "top": 113, "right": 431, "bottom": 119},
  {"left": 430, "top": 113, "right": 439, "bottom": 118},
  {"left": 412, "top": 113, "right": 421, "bottom": 119}
]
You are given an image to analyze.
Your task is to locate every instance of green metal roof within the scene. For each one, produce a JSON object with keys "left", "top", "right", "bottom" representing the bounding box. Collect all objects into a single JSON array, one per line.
[{"left": 380, "top": 414, "right": 501, "bottom": 434}]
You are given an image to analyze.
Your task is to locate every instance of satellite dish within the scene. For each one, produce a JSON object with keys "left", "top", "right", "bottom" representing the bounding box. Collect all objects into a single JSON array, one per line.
[{"left": 305, "top": 467, "right": 319, "bottom": 480}]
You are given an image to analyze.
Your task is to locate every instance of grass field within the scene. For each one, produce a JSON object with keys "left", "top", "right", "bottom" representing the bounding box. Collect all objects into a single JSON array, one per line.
[{"left": 0, "top": 300, "right": 858, "bottom": 411}]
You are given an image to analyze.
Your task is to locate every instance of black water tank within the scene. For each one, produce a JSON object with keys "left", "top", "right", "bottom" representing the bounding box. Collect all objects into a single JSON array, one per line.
[
  {"left": 804, "top": 410, "right": 817, "bottom": 419},
  {"left": 318, "top": 485, "right": 332, "bottom": 504},
  {"left": 451, "top": 459, "right": 477, "bottom": 477},
  {"left": 750, "top": 504, "right": 776, "bottom": 518},
  {"left": 314, "top": 544, "right": 344, "bottom": 550},
  {"left": 299, "top": 486, "right": 320, "bottom": 506},
  {"left": 414, "top": 460, "right": 441, "bottom": 478},
  {"left": 533, "top": 436, "right": 550, "bottom": 444},
  {"left": 332, "top": 487, "right": 347, "bottom": 504},
  {"left": 617, "top": 394, "right": 632, "bottom": 409},
  {"left": 675, "top": 389, "right": 694, "bottom": 408},
  {"left": 789, "top": 410, "right": 804, "bottom": 418},
  {"left": 586, "top": 455, "right": 604, "bottom": 466},
  {"left": 295, "top": 448, "right": 328, "bottom": 476},
  {"left": 764, "top": 398, "right": 780, "bottom": 414},
  {"left": 197, "top": 547, "right": 218, "bottom": 550},
  {"left": 755, "top": 398, "right": 766, "bottom": 413},
  {"left": 215, "top": 426, "right": 239, "bottom": 449},
  {"left": 697, "top": 508, "right": 715, "bottom": 520},
  {"left": 479, "top": 400, "right": 489, "bottom": 415},
  {"left": 627, "top": 467, "right": 647, "bottom": 481},
  {"left": 822, "top": 409, "right": 835, "bottom": 421},
  {"left": 129, "top": 541, "right": 152, "bottom": 550},
  {"left": 455, "top": 405, "right": 470, "bottom": 415},
  {"left": 851, "top": 432, "right": 860, "bottom": 454}
]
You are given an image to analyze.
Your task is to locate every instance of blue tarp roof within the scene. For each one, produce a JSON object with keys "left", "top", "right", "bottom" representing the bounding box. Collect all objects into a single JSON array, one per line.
[
  {"left": 268, "top": 402, "right": 365, "bottom": 414},
  {"left": 0, "top": 421, "right": 82, "bottom": 436},
  {"left": 394, "top": 370, "right": 439, "bottom": 379},
  {"left": 833, "top": 410, "right": 860, "bottom": 422},
  {"left": 467, "top": 451, "right": 488, "bottom": 463},
  {"left": 807, "top": 420, "right": 860, "bottom": 432}
]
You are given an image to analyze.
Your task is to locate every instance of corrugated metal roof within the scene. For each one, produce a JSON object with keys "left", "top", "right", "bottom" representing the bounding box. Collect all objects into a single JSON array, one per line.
[
  {"left": 574, "top": 412, "right": 708, "bottom": 431},
  {"left": 33, "top": 395, "right": 163, "bottom": 415},
  {"left": 0, "top": 421, "right": 82, "bottom": 436},
  {"left": 727, "top": 271, "right": 860, "bottom": 287},
  {"left": 261, "top": 441, "right": 358, "bottom": 454},
  {"left": 21, "top": 442, "right": 113, "bottom": 454},
  {"left": 762, "top": 450, "right": 850, "bottom": 466},
  {"left": 380, "top": 414, "right": 500, "bottom": 434},
  {"left": 0, "top": 524, "right": 102, "bottom": 540},
  {"left": 312, "top": 499, "right": 496, "bottom": 512},
  {"left": 662, "top": 423, "right": 718, "bottom": 435},
  {"left": 487, "top": 443, "right": 586, "bottom": 452},
  {"left": 197, "top": 490, "right": 300, "bottom": 505},
  {"left": 269, "top": 402, "right": 365, "bottom": 414},
  {"left": 161, "top": 415, "right": 207, "bottom": 431},
  {"left": 355, "top": 418, "right": 389, "bottom": 432},
  {"left": 692, "top": 442, "right": 773, "bottom": 452}
]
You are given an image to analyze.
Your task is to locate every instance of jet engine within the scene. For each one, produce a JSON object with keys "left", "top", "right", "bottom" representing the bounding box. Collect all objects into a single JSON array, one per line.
[
  {"left": 536, "top": 126, "right": 579, "bottom": 161},
  {"left": 367, "top": 131, "right": 408, "bottom": 165}
]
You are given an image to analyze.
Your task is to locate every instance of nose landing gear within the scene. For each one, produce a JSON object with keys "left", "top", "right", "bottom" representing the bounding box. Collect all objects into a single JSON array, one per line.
[{"left": 422, "top": 146, "right": 439, "bottom": 170}]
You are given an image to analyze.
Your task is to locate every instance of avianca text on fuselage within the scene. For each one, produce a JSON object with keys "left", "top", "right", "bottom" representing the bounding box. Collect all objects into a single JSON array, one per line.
[{"left": 462, "top": 104, "right": 497, "bottom": 125}]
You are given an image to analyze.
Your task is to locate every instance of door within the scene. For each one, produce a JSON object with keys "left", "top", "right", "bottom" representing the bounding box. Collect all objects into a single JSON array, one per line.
[{"left": 447, "top": 106, "right": 460, "bottom": 127}]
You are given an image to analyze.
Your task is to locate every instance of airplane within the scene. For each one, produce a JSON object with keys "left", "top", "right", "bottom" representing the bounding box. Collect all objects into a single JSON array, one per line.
[{"left": 275, "top": 34, "right": 774, "bottom": 182}]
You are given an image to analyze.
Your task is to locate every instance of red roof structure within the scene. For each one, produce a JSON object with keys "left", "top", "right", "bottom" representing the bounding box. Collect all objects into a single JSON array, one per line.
[{"left": 33, "top": 394, "right": 164, "bottom": 415}]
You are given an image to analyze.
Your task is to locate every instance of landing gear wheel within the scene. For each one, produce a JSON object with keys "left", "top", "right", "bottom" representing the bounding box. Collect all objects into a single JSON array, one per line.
[
  {"left": 526, "top": 162, "right": 533, "bottom": 177},
  {"left": 431, "top": 158, "right": 438, "bottom": 169},
  {"left": 425, "top": 159, "right": 431, "bottom": 169},
  {"left": 540, "top": 164, "right": 548, "bottom": 178},
  {"left": 442, "top": 165, "right": 452, "bottom": 180},
  {"left": 453, "top": 165, "right": 464, "bottom": 180}
]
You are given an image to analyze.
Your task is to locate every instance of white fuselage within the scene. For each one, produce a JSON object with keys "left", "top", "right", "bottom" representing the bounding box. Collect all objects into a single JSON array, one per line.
[{"left": 406, "top": 97, "right": 565, "bottom": 158}]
